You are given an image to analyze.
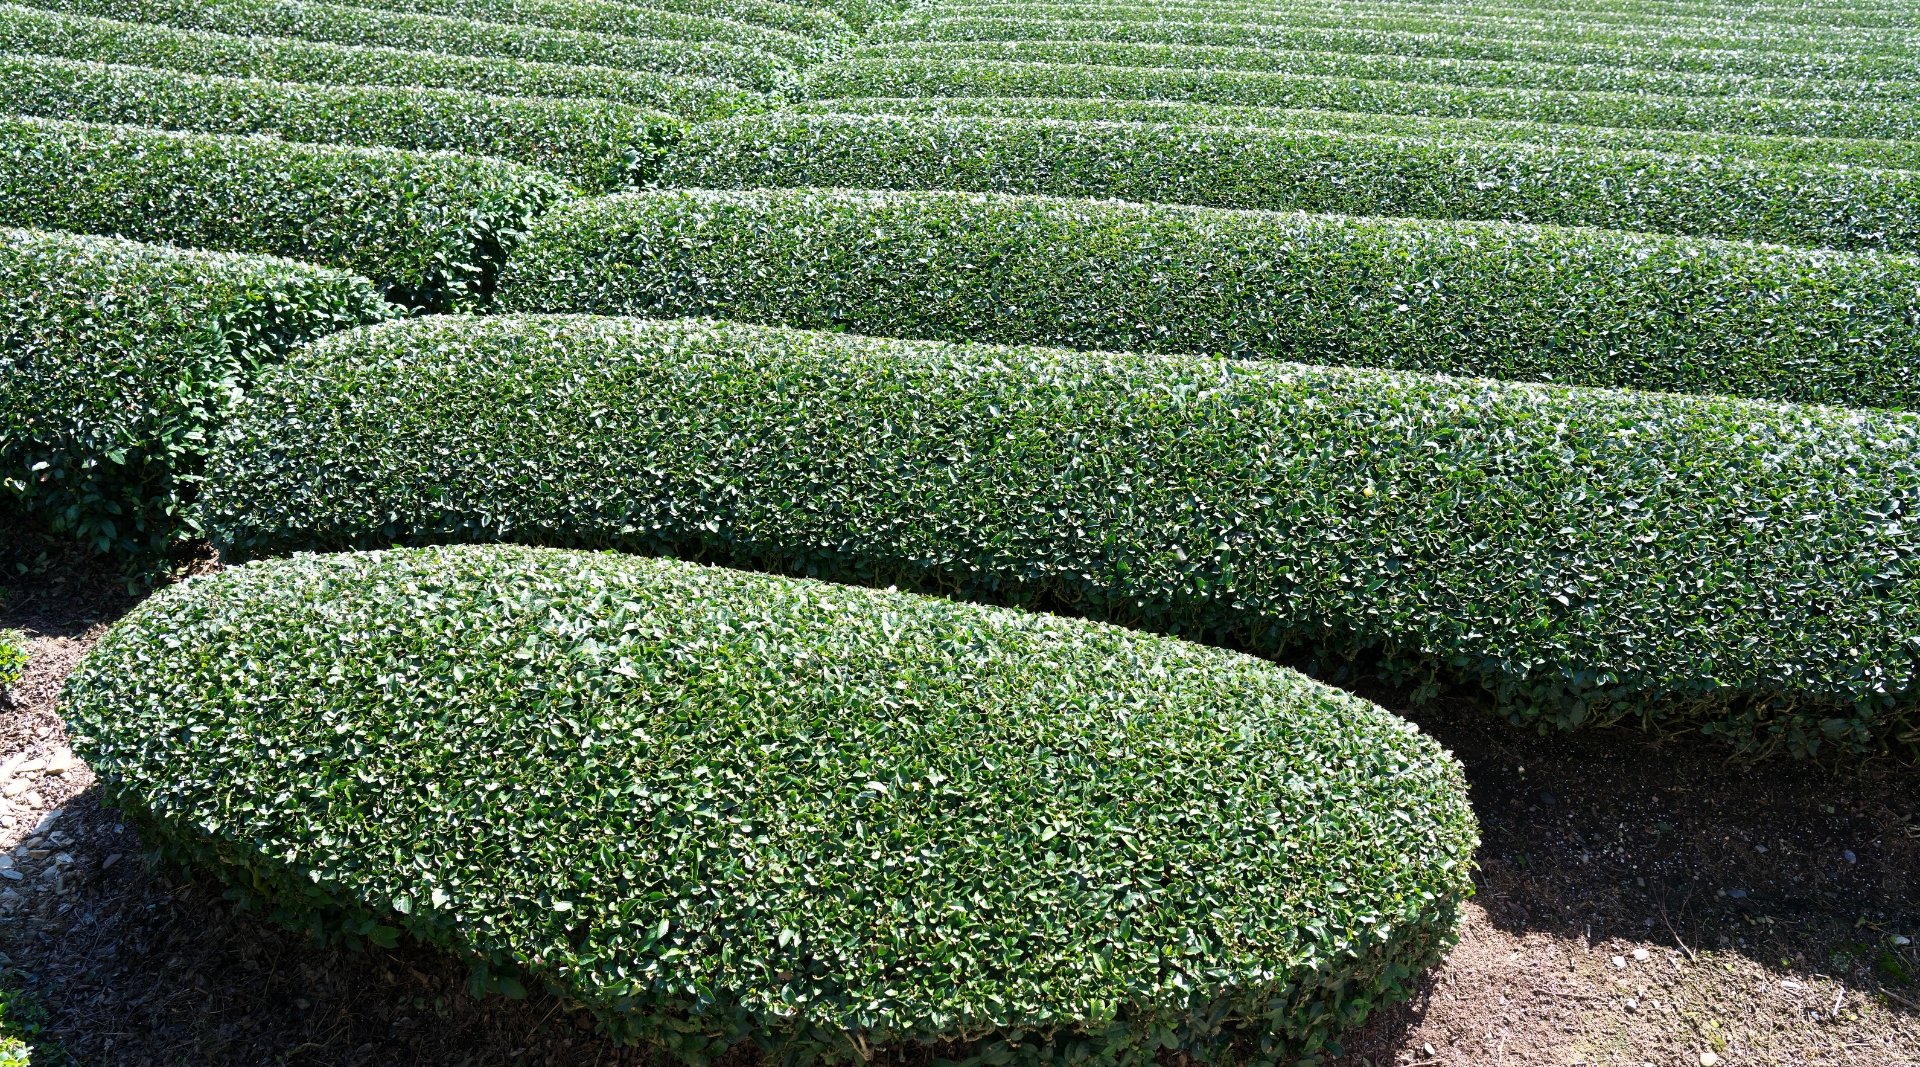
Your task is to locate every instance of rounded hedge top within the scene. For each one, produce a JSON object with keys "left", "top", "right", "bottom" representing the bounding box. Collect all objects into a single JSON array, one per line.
[{"left": 65, "top": 545, "right": 1476, "bottom": 1065}]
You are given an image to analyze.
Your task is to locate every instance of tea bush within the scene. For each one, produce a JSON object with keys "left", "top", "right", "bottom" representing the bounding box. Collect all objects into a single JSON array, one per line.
[
  {"left": 0, "top": 52, "right": 679, "bottom": 189},
  {"left": 66, "top": 543, "right": 1478, "bottom": 1064},
  {"left": 204, "top": 315, "right": 1920, "bottom": 757},
  {"left": 0, "top": 3, "right": 762, "bottom": 117},
  {"left": 0, "top": 114, "right": 568, "bottom": 310},
  {"left": 635, "top": 0, "right": 849, "bottom": 38},
  {"left": 494, "top": 188, "right": 1920, "bottom": 409},
  {"left": 855, "top": 39, "right": 1909, "bottom": 103},
  {"left": 864, "top": 14, "right": 1920, "bottom": 81},
  {"left": 337, "top": 0, "right": 835, "bottom": 63},
  {"left": 927, "top": 0, "right": 1909, "bottom": 53},
  {"left": 0, "top": 227, "right": 392, "bottom": 558},
  {"left": 809, "top": 58, "right": 1920, "bottom": 141},
  {"left": 602, "top": 0, "right": 844, "bottom": 36},
  {"left": 795, "top": 97, "right": 1920, "bottom": 172},
  {"left": 31, "top": 0, "right": 795, "bottom": 90},
  {"left": 669, "top": 111, "right": 1920, "bottom": 252}
]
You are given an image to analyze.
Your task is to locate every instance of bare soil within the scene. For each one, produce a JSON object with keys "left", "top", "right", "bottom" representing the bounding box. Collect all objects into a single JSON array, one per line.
[{"left": 0, "top": 536, "right": 1914, "bottom": 1067}]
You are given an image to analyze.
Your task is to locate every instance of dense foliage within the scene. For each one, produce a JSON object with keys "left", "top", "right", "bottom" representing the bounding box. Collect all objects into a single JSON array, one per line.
[
  {"left": 854, "top": 38, "right": 1912, "bottom": 103},
  {"left": 0, "top": 114, "right": 568, "bottom": 310},
  {"left": 806, "top": 0, "right": 900, "bottom": 31},
  {"left": 337, "top": 0, "right": 837, "bottom": 63},
  {"left": 29, "top": 0, "right": 796, "bottom": 91},
  {"left": 0, "top": 227, "right": 391, "bottom": 558},
  {"left": 65, "top": 543, "right": 1478, "bottom": 1063},
  {"left": 0, "top": 3, "right": 763, "bottom": 117},
  {"left": 205, "top": 315, "right": 1920, "bottom": 757},
  {"left": 863, "top": 14, "right": 1920, "bottom": 81},
  {"left": 808, "top": 58, "right": 1920, "bottom": 141},
  {"left": 936, "top": 0, "right": 1918, "bottom": 50},
  {"left": 0, "top": 52, "right": 680, "bottom": 189},
  {"left": 669, "top": 111, "right": 1920, "bottom": 252},
  {"left": 650, "top": 0, "right": 850, "bottom": 38},
  {"left": 0, "top": 629, "right": 26, "bottom": 692},
  {"left": 495, "top": 188, "right": 1920, "bottom": 409},
  {"left": 795, "top": 96, "right": 1920, "bottom": 172}
]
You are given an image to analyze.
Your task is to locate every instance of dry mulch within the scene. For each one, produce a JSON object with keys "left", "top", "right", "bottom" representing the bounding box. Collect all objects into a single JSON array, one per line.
[{"left": 0, "top": 537, "right": 1914, "bottom": 1066}]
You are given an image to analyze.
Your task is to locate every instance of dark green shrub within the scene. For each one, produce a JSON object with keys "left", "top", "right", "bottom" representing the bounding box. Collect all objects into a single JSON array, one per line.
[
  {"left": 0, "top": 3, "right": 763, "bottom": 118},
  {"left": 0, "top": 114, "right": 568, "bottom": 311},
  {"left": 668, "top": 112, "right": 1920, "bottom": 253},
  {"left": 796, "top": 97, "right": 1920, "bottom": 172},
  {"left": 29, "top": 0, "right": 796, "bottom": 91},
  {"left": 338, "top": 0, "right": 836, "bottom": 63},
  {"left": 854, "top": 39, "right": 1910, "bottom": 103},
  {"left": 799, "top": 0, "right": 902, "bottom": 30},
  {"left": 807, "top": 58, "right": 1920, "bottom": 141},
  {"left": 494, "top": 188, "right": 1920, "bottom": 409},
  {"left": 916, "top": 0, "right": 1909, "bottom": 53},
  {"left": 0, "top": 53, "right": 679, "bottom": 190},
  {"left": 644, "top": 0, "right": 850, "bottom": 37},
  {"left": 0, "top": 226, "right": 392, "bottom": 559},
  {"left": 864, "top": 14, "right": 1920, "bottom": 81},
  {"left": 65, "top": 543, "right": 1479, "bottom": 1064},
  {"left": 202, "top": 315, "right": 1920, "bottom": 757}
]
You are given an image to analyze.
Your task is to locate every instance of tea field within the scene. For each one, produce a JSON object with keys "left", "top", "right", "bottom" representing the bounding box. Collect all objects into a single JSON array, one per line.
[{"left": 0, "top": 0, "right": 1916, "bottom": 1062}]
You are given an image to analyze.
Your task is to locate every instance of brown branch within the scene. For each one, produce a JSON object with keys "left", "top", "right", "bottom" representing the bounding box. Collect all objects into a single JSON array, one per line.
[
  {"left": 1655, "top": 883, "right": 1697, "bottom": 962},
  {"left": 1881, "top": 987, "right": 1920, "bottom": 1011}
]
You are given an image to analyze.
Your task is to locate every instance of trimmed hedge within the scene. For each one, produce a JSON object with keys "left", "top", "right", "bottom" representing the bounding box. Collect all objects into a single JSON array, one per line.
[
  {"left": 853, "top": 40, "right": 1917, "bottom": 103},
  {"left": 65, "top": 543, "right": 1478, "bottom": 1063},
  {"left": 30, "top": 0, "right": 796, "bottom": 91},
  {"left": 0, "top": 3, "right": 762, "bottom": 118},
  {"left": 913, "top": 0, "right": 1914, "bottom": 52},
  {"left": 799, "top": 0, "right": 900, "bottom": 30},
  {"left": 0, "top": 227, "right": 392, "bottom": 558},
  {"left": 202, "top": 316, "right": 1920, "bottom": 757},
  {"left": 0, "top": 115, "right": 568, "bottom": 311},
  {"left": 1415, "top": 0, "right": 1920, "bottom": 27},
  {"left": 1269, "top": 5, "right": 1910, "bottom": 50},
  {"left": 667, "top": 112, "right": 1920, "bottom": 253},
  {"left": 0, "top": 53, "right": 679, "bottom": 190},
  {"left": 640, "top": 0, "right": 851, "bottom": 37},
  {"left": 805, "top": 59, "right": 1920, "bottom": 141},
  {"left": 493, "top": 188, "right": 1920, "bottom": 409},
  {"left": 796, "top": 96, "right": 1920, "bottom": 172},
  {"left": 337, "top": 0, "right": 836, "bottom": 63},
  {"left": 865, "top": 15, "right": 1920, "bottom": 81}
]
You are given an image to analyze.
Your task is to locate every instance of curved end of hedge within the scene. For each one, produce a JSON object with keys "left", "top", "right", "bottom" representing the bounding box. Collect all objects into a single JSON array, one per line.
[
  {"left": 66, "top": 544, "right": 1478, "bottom": 1065},
  {"left": 0, "top": 115, "right": 572, "bottom": 313},
  {"left": 0, "top": 225, "right": 395, "bottom": 560}
]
